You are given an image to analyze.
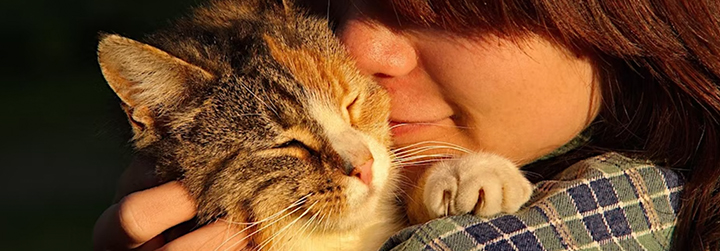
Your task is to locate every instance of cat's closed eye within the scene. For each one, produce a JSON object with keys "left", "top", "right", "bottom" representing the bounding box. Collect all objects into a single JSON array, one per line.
[
  {"left": 343, "top": 95, "right": 360, "bottom": 124},
  {"left": 345, "top": 96, "right": 359, "bottom": 111},
  {"left": 274, "top": 139, "right": 317, "bottom": 156}
]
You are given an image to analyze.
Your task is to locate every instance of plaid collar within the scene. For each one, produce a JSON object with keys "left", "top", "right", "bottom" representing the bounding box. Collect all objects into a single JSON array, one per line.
[
  {"left": 383, "top": 152, "right": 683, "bottom": 251},
  {"left": 535, "top": 127, "right": 593, "bottom": 162}
]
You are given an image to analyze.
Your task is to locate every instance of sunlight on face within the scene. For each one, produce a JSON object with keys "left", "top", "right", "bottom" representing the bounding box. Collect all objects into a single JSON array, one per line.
[{"left": 335, "top": 3, "right": 601, "bottom": 166}]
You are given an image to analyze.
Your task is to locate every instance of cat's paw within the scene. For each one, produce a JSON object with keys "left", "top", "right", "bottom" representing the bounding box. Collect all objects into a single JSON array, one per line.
[{"left": 420, "top": 153, "right": 533, "bottom": 219}]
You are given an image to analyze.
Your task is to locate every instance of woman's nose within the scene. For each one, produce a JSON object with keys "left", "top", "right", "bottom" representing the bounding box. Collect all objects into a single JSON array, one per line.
[{"left": 337, "top": 18, "right": 418, "bottom": 78}]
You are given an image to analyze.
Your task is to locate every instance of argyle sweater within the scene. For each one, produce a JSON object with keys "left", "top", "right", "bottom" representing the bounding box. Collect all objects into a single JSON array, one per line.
[{"left": 381, "top": 152, "right": 684, "bottom": 251}]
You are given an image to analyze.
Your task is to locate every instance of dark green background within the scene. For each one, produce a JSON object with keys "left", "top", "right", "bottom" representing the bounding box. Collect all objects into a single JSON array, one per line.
[{"left": 0, "top": 0, "right": 198, "bottom": 249}]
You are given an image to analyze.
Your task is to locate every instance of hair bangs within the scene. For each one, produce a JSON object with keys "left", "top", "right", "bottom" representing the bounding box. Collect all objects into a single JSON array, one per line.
[{"left": 379, "top": 0, "right": 543, "bottom": 37}]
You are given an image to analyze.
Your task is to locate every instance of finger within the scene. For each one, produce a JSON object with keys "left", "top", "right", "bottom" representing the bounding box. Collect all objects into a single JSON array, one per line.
[
  {"left": 158, "top": 221, "right": 250, "bottom": 251},
  {"left": 164, "top": 220, "right": 197, "bottom": 243},
  {"left": 114, "top": 155, "right": 159, "bottom": 202},
  {"left": 135, "top": 235, "right": 166, "bottom": 251},
  {"left": 93, "top": 181, "right": 196, "bottom": 250}
]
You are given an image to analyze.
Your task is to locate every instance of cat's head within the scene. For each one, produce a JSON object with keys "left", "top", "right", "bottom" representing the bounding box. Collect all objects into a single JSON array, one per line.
[{"left": 97, "top": 0, "right": 395, "bottom": 240}]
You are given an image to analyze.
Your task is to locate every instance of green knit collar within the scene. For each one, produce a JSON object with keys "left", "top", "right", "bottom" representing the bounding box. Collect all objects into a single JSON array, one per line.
[{"left": 535, "top": 128, "right": 592, "bottom": 162}]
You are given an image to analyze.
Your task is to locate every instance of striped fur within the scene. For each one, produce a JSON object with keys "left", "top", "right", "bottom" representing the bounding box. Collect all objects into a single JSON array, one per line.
[{"left": 98, "top": 1, "right": 401, "bottom": 250}]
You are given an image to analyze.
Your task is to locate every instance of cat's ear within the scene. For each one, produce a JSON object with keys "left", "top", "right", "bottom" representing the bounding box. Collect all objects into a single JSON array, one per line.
[{"left": 97, "top": 34, "right": 213, "bottom": 145}]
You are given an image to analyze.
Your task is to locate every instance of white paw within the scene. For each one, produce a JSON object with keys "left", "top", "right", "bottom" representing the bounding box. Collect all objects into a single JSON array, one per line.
[{"left": 422, "top": 152, "right": 533, "bottom": 218}]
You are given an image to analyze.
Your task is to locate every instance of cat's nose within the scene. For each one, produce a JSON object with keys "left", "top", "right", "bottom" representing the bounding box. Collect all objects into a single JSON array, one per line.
[{"left": 342, "top": 158, "right": 374, "bottom": 186}]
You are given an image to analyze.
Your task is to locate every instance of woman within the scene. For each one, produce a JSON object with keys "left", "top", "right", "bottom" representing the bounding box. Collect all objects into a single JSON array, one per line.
[{"left": 93, "top": 0, "right": 720, "bottom": 250}]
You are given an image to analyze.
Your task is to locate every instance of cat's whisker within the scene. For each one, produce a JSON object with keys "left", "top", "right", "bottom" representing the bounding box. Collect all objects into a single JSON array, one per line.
[
  {"left": 392, "top": 184, "right": 411, "bottom": 204},
  {"left": 213, "top": 222, "right": 265, "bottom": 251},
  {"left": 213, "top": 220, "right": 264, "bottom": 251},
  {"left": 219, "top": 194, "right": 310, "bottom": 226},
  {"left": 327, "top": 200, "right": 337, "bottom": 230},
  {"left": 395, "top": 159, "right": 448, "bottom": 166},
  {"left": 393, "top": 146, "right": 470, "bottom": 158},
  {"left": 390, "top": 142, "right": 474, "bottom": 168},
  {"left": 395, "top": 156, "right": 449, "bottom": 162},
  {"left": 261, "top": 88, "right": 282, "bottom": 117},
  {"left": 298, "top": 200, "right": 324, "bottom": 234},
  {"left": 394, "top": 160, "right": 448, "bottom": 167},
  {"left": 255, "top": 201, "right": 317, "bottom": 251},
  {"left": 394, "top": 153, "right": 455, "bottom": 162},
  {"left": 393, "top": 153, "right": 456, "bottom": 163},
  {"left": 215, "top": 197, "right": 309, "bottom": 251},
  {"left": 396, "top": 174, "right": 417, "bottom": 184},
  {"left": 390, "top": 141, "right": 443, "bottom": 152},
  {"left": 239, "top": 81, "right": 280, "bottom": 118},
  {"left": 394, "top": 159, "right": 452, "bottom": 165},
  {"left": 214, "top": 218, "right": 264, "bottom": 251},
  {"left": 295, "top": 202, "right": 326, "bottom": 247},
  {"left": 301, "top": 209, "right": 321, "bottom": 234},
  {"left": 395, "top": 154, "right": 449, "bottom": 160},
  {"left": 393, "top": 147, "right": 454, "bottom": 159},
  {"left": 394, "top": 157, "right": 451, "bottom": 164},
  {"left": 387, "top": 172, "right": 422, "bottom": 215},
  {"left": 389, "top": 122, "right": 473, "bottom": 130},
  {"left": 398, "top": 140, "right": 471, "bottom": 150},
  {"left": 393, "top": 154, "right": 449, "bottom": 164},
  {"left": 522, "top": 170, "right": 544, "bottom": 181},
  {"left": 391, "top": 141, "right": 472, "bottom": 155},
  {"left": 314, "top": 202, "right": 329, "bottom": 235},
  {"left": 275, "top": 208, "right": 321, "bottom": 251},
  {"left": 270, "top": 205, "right": 317, "bottom": 251},
  {"left": 321, "top": 200, "right": 332, "bottom": 231},
  {"left": 395, "top": 161, "right": 444, "bottom": 166},
  {"left": 318, "top": 211, "right": 329, "bottom": 236},
  {"left": 394, "top": 145, "right": 471, "bottom": 157}
]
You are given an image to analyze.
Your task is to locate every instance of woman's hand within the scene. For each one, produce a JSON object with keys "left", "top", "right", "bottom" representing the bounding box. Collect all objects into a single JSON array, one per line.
[{"left": 93, "top": 156, "right": 249, "bottom": 251}]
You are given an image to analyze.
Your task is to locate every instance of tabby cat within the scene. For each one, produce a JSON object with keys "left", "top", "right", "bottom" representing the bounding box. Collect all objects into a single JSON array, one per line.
[{"left": 98, "top": 0, "right": 533, "bottom": 250}]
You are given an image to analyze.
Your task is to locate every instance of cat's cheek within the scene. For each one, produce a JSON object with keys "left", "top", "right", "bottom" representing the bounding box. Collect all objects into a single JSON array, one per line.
[
  {"left": 336, "top": 135, "right": 394, "bottom": 227},
  {"left": 364, "top": 134, "right": 394, "bottom": 192},
  {"left": 344, "top": 178, "right": 372, "bottom": 208},
  {"left": 343, "top": 135, "right": 393, "bottom": 202}
]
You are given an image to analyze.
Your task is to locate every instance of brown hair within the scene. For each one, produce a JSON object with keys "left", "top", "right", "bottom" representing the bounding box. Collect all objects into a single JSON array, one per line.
[{"left": 301, "top": 0, "right": 720, "bottom": 249}]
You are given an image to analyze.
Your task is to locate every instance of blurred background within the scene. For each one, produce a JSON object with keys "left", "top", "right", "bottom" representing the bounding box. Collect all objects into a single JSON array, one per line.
[{"left": 0, "top": 0, "right": 198, "bottom": 249}]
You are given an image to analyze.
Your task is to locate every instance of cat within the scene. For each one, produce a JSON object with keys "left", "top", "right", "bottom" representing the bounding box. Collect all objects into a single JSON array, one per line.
[{"left": 97, "top": 0, "right": 533, "bottom": 250}]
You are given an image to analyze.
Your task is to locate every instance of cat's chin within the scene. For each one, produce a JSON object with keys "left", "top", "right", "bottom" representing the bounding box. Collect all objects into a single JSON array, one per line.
[
  {"left": 302, "top": 193, "right": 388, "bottom": 233},
  {"left": 316, "top": 182, "right": 396, "bottom": 232}
]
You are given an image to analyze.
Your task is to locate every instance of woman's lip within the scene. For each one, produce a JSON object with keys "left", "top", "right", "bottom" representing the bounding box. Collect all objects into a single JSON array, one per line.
[
  {"left": 389, "top": 118, "right": 450, "bottom": 137},
  {"left": 389, "top": 118, "right": 446, "bottom": 125},
  {"left": 389, "top": 122, "right": 422, "bottom": 136}
]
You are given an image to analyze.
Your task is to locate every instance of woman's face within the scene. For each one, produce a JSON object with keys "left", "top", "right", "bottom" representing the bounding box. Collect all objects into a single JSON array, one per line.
[{"left": 334, "top": 4, "right": 601, "bottom": 165}]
